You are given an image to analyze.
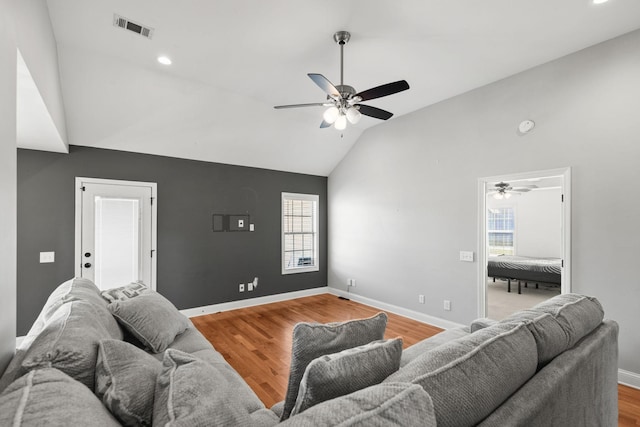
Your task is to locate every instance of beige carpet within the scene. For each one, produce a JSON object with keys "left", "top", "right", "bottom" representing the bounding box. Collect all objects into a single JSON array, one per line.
[{"left": 487, "top": 278, "right": 560, "bottom": 320}]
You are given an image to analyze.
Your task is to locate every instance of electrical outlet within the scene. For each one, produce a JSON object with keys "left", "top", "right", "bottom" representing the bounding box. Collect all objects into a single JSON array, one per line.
[
  {"left": 347, "top": 279, "right": 356, "bottom": 287},
  {"left": 248, "top": 283, "right": 254, "bottom": 291},
  {"left": 444, "top": 300, "right": 451, "bottom": 311},
  {"left": 419, "top": 294, "right": 425, "bottom": 304},
  {"left": 252, "top": 277, "right": 258, "bottom": 288},
  {"left": 239, "top": 283, "right": 245, "bottom": 292},
  {"left": 39, "top": 251, "right": 55, "bottom": 263}
]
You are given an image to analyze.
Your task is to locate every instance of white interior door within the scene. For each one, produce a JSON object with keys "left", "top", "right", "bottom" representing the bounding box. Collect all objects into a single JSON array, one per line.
[{"left": 76, "top": 178, "right": 157, "bottom": 291}]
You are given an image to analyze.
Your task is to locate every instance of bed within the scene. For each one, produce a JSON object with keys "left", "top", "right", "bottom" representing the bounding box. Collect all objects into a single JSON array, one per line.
[{"left": 488, "top": 255, "right": 561, "bottom": 294}]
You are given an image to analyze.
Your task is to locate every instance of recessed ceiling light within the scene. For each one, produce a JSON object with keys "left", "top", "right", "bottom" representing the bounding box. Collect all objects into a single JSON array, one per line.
[
  {"left": 157, "top": 56, "right": 172, "bottom": 65},
  {"left": 593, "top": 0, "right": 609, "bottom": 4}
]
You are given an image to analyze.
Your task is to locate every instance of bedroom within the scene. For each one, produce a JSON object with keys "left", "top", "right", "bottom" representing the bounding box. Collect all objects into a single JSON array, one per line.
[{"left": 485, "top": 174, "right": 564, "bottom": 319}]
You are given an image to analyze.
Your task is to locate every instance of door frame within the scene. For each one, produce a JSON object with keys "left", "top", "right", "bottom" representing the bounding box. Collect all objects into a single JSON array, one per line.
[
  {"left": 476, "top": 167, "right": 571, "bottom": 318},
  {"left": 74, "top": 177, "right": 158, "bottom": 290}
]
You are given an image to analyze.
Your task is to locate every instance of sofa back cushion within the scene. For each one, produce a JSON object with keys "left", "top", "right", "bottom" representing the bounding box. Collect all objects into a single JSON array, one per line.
[
  {"left": 0, "top": 368, "right": 120, "bottom": 427},
  {"left": 500, "top": 293, "right": 604, "bottom": 366},
  {"left": 19, "top": 300, "right": 122, "bottom": 390},
  {"left": 280, "top": 382, "right": 437, "bottom": 427},
  {"left": 384, "top": 322, "right": 538, "bottom": 427},
  {"left": 153, "top": 349, "right": 260, "bottom": 426}
]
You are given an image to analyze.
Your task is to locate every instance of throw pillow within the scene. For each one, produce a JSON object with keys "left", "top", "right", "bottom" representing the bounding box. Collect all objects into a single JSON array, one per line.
[
  {"left": 291, "top": 337, "right": 403, "bottom": 416},
  {"left": 108, "top": 291, "right": 190, "bottom": 353},
  {"left": 153, "top": 349, "right": 253, "bottom": 426},
  {"left": 281, "top": 312, "right": 388, "bottom": 420},
  {"left": 101, "top": 281, "right": 149, "bottom": 303},
  {"left": 279, "top": 383, "right": 436, "bottom": 427},
  {"left": 95, "top": 339, "right": 162, "bottom": 426},
  {"left": 0, "top": 368, "right": 120, "bottom": 427}
]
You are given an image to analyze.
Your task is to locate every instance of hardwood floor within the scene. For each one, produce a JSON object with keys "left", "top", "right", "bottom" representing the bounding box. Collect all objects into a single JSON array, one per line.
[{"left": 191, "top": 293, "right": 640, "bottom": 425}]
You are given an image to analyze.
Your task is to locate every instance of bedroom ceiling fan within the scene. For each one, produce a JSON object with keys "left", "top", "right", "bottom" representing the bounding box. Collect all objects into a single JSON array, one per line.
[
  {"left": 489, "top": 182, "right": 538, "bottom": 199},
  {"left": 274, "top": 31, "right": 410, "bottom": 130}
]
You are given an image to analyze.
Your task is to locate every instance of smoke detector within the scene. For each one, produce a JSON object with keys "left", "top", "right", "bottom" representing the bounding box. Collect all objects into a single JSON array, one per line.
[{"left": 113, "top": 14, "right": 154, "bottom": 39}]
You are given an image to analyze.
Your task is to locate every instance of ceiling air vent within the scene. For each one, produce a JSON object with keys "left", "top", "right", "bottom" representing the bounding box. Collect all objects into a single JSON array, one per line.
[{"left": 113, "top": 14, "right": 154, "bottom": 39}]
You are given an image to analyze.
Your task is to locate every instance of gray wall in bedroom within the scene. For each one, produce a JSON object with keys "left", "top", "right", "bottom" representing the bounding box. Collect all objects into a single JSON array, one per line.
[
  {"left": 17, "top": 146, "right": 328, "bottom": 335},
  {"left": 328, "top": 29, "right": 640, "bottom": 377}
]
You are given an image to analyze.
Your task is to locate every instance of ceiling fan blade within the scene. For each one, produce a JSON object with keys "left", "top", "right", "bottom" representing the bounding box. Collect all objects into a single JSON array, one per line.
[
  {"left": 355, "top": 80, "right": 409, "bottom": 102},
  {"left": 320, "top": 120, "right": 332, "bottom": 128},
  {"left": 308, "top": 73, "right": 341, "bottom": 98},
  {"left": 274, "top": 102, "right": 328, "bottom": 109},
  {"left": 356, "top": 104, "right": 394, "bottom": 120}
]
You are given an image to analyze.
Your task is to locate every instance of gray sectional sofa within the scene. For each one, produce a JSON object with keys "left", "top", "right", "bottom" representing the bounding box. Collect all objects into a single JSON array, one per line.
[{"left": 0, "top": 278, "right": 618, "bottom": 426}]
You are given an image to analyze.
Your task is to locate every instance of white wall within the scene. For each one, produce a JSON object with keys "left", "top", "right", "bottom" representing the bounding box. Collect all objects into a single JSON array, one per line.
[
  {"left": 0, "top": 0, "right": 66, "bottom": 375},
  {"left": 487, "top": 188, "right": 562, "bottom": 258},
  {"left": 328, "top": 30, "right": 640, "bottom": 378},
  {"left": 0, "top": 0, "right": 18, "bottom": 375}
]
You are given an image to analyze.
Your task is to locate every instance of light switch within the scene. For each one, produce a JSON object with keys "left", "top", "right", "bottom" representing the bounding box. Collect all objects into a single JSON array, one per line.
[
  {"left": 40, "top": 251, "right": 55, "bottom": 263},
  {"left": 249, "top": 223, "right": 255, "bottom": 232},
  {"left": 459, "top": 251, "right": 474, "bottom": 262}
]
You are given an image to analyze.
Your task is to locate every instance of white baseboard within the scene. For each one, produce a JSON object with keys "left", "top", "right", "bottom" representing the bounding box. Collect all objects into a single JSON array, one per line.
[
  {"left": 619, "top": 369, "right": 640, "bottom": 390},
  {"left": 327, "top": 287, "right": 467, "bottom": 330},
  {"left": 179, "top": 286, "right": 328, "bottom": 318}
]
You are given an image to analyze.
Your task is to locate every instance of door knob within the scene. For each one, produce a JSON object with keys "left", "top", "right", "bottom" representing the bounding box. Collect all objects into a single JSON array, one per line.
[
  {"left": 84, "top": 263, "right": 92, "bottom": 268},
  {"left": 84, "top": 252, "right": 91, "bottom": 257}
]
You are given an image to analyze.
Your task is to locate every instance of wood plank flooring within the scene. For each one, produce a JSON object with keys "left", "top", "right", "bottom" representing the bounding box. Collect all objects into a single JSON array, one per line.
[{"left": 191, "top": 293, "right": 640, "bottom": 425}]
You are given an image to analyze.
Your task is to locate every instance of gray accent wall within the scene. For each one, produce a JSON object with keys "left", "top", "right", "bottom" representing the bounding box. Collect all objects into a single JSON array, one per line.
[
  {"left": 328, "top": 30, "right": 640, "bottom": 378},
  {"left": 17, "top": 146, "right": 327, "bottom": 335}
]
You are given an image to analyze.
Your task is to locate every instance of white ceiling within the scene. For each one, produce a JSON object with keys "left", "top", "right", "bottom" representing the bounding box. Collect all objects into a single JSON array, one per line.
[{"left": 39, "top": 0, "right": 640, "bottom": 176}]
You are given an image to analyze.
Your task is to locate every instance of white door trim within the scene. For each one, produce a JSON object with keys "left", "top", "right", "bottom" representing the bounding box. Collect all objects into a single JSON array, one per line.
[
  {"left": 75, "top": 177, "right": 158, "bottom": 290},
  {"left": 477, "top": 167, "right": 571, "bottom": 318}
]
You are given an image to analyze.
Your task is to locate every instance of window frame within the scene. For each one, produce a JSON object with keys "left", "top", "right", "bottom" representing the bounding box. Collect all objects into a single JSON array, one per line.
[
  {"left": 487, "top": 206, "right": 516, "bottom": 256},
  {"left": 281, "top": 192, "right": 320, "bottom": 275}
]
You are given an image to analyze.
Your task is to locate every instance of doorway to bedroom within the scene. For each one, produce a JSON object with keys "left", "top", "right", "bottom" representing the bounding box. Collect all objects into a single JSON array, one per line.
[{"left": 477, "top": 168, "right": 571, "bottom": 320}]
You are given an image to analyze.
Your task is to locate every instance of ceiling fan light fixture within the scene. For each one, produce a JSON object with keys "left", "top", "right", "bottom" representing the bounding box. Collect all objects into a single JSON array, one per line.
[
  {"left": 334, "top": 114, "right": 347, "bottom": 130},
  {"left": 323, "top": 106, "right": 340, "bottom": 124},
  {"left": 346, "top": 106, "right": 361, "bottom": 124},
  {"left": 504, "top": 192, "right": 512, "bottom": 199},
  {"left": 493, "top": 193, "right": 504, "bottom": 200}
]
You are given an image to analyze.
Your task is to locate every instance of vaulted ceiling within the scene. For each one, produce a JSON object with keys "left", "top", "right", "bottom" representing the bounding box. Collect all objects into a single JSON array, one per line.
[{"left": 35, "top": 0, "right": 640, "bottom": 176}]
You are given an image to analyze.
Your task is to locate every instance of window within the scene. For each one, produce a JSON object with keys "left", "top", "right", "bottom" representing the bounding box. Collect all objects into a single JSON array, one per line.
[
  {"left": 488, "top": 207, "right": 515, "bottom": 255},
  {"left": 282, "top": 193, "right": 319, "bottom": 274}
]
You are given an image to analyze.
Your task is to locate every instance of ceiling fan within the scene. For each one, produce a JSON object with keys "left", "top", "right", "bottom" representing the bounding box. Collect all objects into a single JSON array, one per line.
[
  {"left": 274, "top": 31, "right": 410, "bottom": 130},
  {"left": 489, "top": 182, "right": 538, "bottom": 199}
]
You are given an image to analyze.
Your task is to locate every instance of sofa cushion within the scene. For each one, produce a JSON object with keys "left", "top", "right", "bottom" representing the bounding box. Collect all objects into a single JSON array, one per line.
[
  {"left": 108, "top": 291, "right": 190, "bottom": 353},
  {"left": 384, "top": 322, "right": 538, "bottom": 427},
  {"left": 0, "top": 277, "right": 122, "bottom": 394},
  {"left": 95, "top": 339, "right": 162, "bottom": 426},
  {"left": 19, "top": 300, "right": 122, "bottom": 390},
  {"left": 400, "top": 327, "right": 469, "bottom": 367},
  {"left": 291, "top": 338, "right": 403, "bottom": 416},
  {"left": 281, "top": 312, "right": 388, "bottom": 420},
  {"left": 101, "top": 281, "right": 149, "bottom": 303},
  {"left": 280, "top": 382, "right": 436, "bottom": 427},
  {"left": 153, "top": 349, "right": 263, "bottom": 427},
  {"left": 0, "top": 368, "right": 120, "bottom": 427},
  {"left": 499, "top": 293, "right": 604, "bottom": 366}
]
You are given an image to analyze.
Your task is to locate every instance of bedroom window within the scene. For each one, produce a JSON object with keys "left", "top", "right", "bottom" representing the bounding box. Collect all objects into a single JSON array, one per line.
[
  {"left": 282, "top": 193, "right": 319, "bottom": 274},
  {"left": 488, "top": 207, "right": 514, "bottom": 255}
]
